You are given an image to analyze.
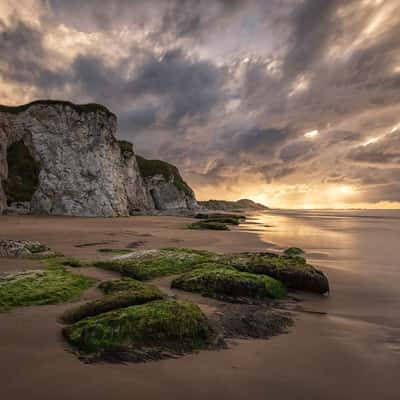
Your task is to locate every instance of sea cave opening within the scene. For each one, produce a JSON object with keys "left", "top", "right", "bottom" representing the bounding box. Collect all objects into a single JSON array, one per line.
[{"left": 3, "top": 140, "right": 40, "bottom": 206}]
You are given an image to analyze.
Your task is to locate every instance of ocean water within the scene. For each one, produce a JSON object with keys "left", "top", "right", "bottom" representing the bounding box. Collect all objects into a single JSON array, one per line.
[{"left": 241, "top": 208, "right": 400, "bottom": 329}]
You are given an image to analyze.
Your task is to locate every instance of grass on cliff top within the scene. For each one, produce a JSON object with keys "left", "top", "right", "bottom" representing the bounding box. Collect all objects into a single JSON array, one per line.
[
  {"left": 0, "top": 100, "right": 114, "bottom": 117},
  {"left": 0, "top": 258, "right": 95, "bottom": 312},
  {"left": 172, "top": 264, "right": 287, "bottom": 301},
  {"left": 118, "top": 140, "right": 134, "bottom": 159},
  {"left": 94, "top": 248, "right": 219, "bottom": 281},
  {"left": 63, "top": 299, "right": 215, "bottom": 358},
  {"left": 3, "top": 140, "right": 40, "bottom": 204},
  {"left": 61, "top": 279, "right": 165, "bottom": 324},
  {"left": 136, "top": 155, "right": 193, "bottom": 196},
  {"left": 187, "top": 221, "right": 230, "bottom": 231}
]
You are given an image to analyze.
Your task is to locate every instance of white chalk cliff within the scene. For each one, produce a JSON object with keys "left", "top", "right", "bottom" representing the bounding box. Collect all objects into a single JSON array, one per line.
[{"left": 0, "top": 100, "right": 197, "bottom": 216}]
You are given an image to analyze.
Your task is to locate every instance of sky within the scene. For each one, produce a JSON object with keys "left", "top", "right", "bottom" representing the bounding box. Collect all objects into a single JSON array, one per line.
[{"left": 1, "top": 0, "right": 400, "bottom": 209}]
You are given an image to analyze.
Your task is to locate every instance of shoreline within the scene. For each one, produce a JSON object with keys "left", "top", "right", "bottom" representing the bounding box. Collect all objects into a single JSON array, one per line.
[{"left": 0, "top": 213, "right": 398, "bottom": 400}]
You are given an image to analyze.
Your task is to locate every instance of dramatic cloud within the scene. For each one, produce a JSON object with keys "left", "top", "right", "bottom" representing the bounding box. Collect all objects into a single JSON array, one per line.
[{"left": 1, "top": 0, "right": 400, "bottom": 208}]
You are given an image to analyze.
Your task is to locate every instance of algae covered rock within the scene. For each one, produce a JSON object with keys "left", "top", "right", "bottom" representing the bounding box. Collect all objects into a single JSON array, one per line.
[
  {"left": 171, "top": 264, "right": 287, "bottom": 301},
  {"left": 194, "top": 213, "right": 245, "bottom": 225},
  {"left": 187, "top": 221, "right": 230, "bottom": 230},
  {"left": 98, "top": 278, "right": 154, "bottom": 294},
  {"left": 94, "top": 248, "right": 218, "bottom": 280},
  {"left": 189, "top": 213, "right": 246, "bottom": 230},
  {"left": 231, "top": 252, "right": 329, "bottom": 294},
  {"left": 61, "top": 279, "right": 165, "bottom": 324},
  {"left": 283, "top": 247, "right": 305, "bottom": 257},
  {"left": 63, "top": 299, "right": 215, "bottom": 359},
  {"left": 198, "top": 199, "right": 268, "bottom": 211},
  {"left": 0, "top": 268, "right": 94, "bottom": 311}
]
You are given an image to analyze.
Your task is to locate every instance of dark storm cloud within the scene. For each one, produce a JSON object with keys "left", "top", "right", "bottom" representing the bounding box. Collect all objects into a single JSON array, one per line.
[
  {"left": 127, "top": 49, "right": 226, "bottom": 126},
  {"left": 0, "top": 18, "right": 69, "bottom": 89},
  {"left": 228, "top": 128, "right": 289, "bottom": 157},
  {"left": 118, "top": 106, "right": 159, "bottom": 132},
  {"left": 47, "top": 0, "right": 243, "bottom": 39},
  {"left": 279, "top": 140, "right": 316, "bottom": 162},
  {"left": 348, "top": 131, "right": 400, "bottom": 166},
  {"left": 158, "top": 0, "right": 242, "bottom": 39},
  {"left": 283, "top": 0, "right": 338, "bottom": 80},
  {"left": 2, "top": 0, "right": 400, "bottom": 205}
]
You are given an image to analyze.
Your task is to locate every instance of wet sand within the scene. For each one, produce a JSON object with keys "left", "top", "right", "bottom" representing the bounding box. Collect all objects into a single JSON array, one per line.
[{"left": 0, "top": 212, "right": 399, "bottom": 399}]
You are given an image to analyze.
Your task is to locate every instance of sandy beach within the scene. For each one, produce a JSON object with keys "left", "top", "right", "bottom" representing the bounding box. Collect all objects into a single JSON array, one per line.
[{"left": 0, "top": 211, "right": 399, "bottom": 400}]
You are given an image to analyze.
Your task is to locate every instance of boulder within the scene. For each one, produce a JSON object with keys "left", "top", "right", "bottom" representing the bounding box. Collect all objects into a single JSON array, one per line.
[{"left": 0, "top": 240, "right": 49, "bottom": 257}]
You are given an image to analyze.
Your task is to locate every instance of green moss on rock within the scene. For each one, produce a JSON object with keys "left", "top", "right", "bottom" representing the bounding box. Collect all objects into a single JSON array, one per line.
[
  {"left": 94, "top": 248, "right": 218, "bottom": 280},
  {"left": 98, "top": 278, "right": 153, "bottom": 294},
  {"left": 117, "top": 140, "right": 134, "bottom": 159},
  {"left": 194, "top": 213, "right": 245, "bottom": 225},
  {"left": 61, "top": 280, "right": 165, "bottom": 324},
  {"left": 231, "top": 252, "right": 329, "bottom": 294},
  {"left": 0, "top": 266, "right": 94, "bottom": 312},
  {"left": 283, "top": 247, "right": 305, "bottom": 256},
  {"left": 63, "top": 299, "right": 215, "bottom": 358},
  {"left": 187, "top": 221, "right": 230, "bottom": 230},
  {"left": 171, "top": 264, "right": 287, "bottom": 301},
  {"left": 60, "top": 257, "right": 85, "bottom": 268}
]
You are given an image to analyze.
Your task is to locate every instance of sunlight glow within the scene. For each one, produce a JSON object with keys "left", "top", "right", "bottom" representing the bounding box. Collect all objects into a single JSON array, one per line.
[
  {"left": 339, "top": 185, "right": 354, "bottom": 194},
  {"left": 288, "top": 74, "right": 309, "bottom": 97},
  {"left": 304, "top": 130, "right": 319, "bottom": 138},
  {"left": 363, "top": 137, "right": 379, "bottom": 146}
]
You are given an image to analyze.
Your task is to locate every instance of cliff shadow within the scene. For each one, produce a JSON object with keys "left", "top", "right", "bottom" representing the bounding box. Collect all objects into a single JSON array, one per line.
[{"left": 3, "top": 139, "right": 40, "bottom": 206}]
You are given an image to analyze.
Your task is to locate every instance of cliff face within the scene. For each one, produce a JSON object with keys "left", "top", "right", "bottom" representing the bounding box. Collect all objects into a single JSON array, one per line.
[
  {"left": 136, "top": 155, "right": 198, "bottom": 211},
  {"left": 0, "top": 101, "right": 149, "bottom": 216},
  {"left": 0, "top": 100, "right": 197, "bottom": 216}
]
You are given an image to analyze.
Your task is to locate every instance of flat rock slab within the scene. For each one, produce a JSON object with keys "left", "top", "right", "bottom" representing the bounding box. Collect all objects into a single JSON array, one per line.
[{"left": 0, "top": 240, "right": 48, "bottom": 257}]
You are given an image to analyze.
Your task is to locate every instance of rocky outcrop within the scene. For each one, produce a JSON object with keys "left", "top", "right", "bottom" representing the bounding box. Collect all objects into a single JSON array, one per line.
[
  {"left": 136, "top": 155, "right": 198, "bottom": 211},
  {"left": 199, "top": 198, "right": 268, "bottom": 211},
  {"left": 0, "top": 100, "right": 195, "bottom": 216},
  {"left": 0, "top": 240, "right": 49, "bottom": 257}
]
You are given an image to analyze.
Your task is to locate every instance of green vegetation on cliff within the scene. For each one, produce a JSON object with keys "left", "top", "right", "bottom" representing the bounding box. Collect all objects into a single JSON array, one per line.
[
  {"left": 136, "top": 155, "right": 193, "bottom": 196},
  {"left": 3, "top": 140, "right": 40, "bottom": 203},
  {"left": 117, "top": 140, "right": 134, "bottom": 159}
]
